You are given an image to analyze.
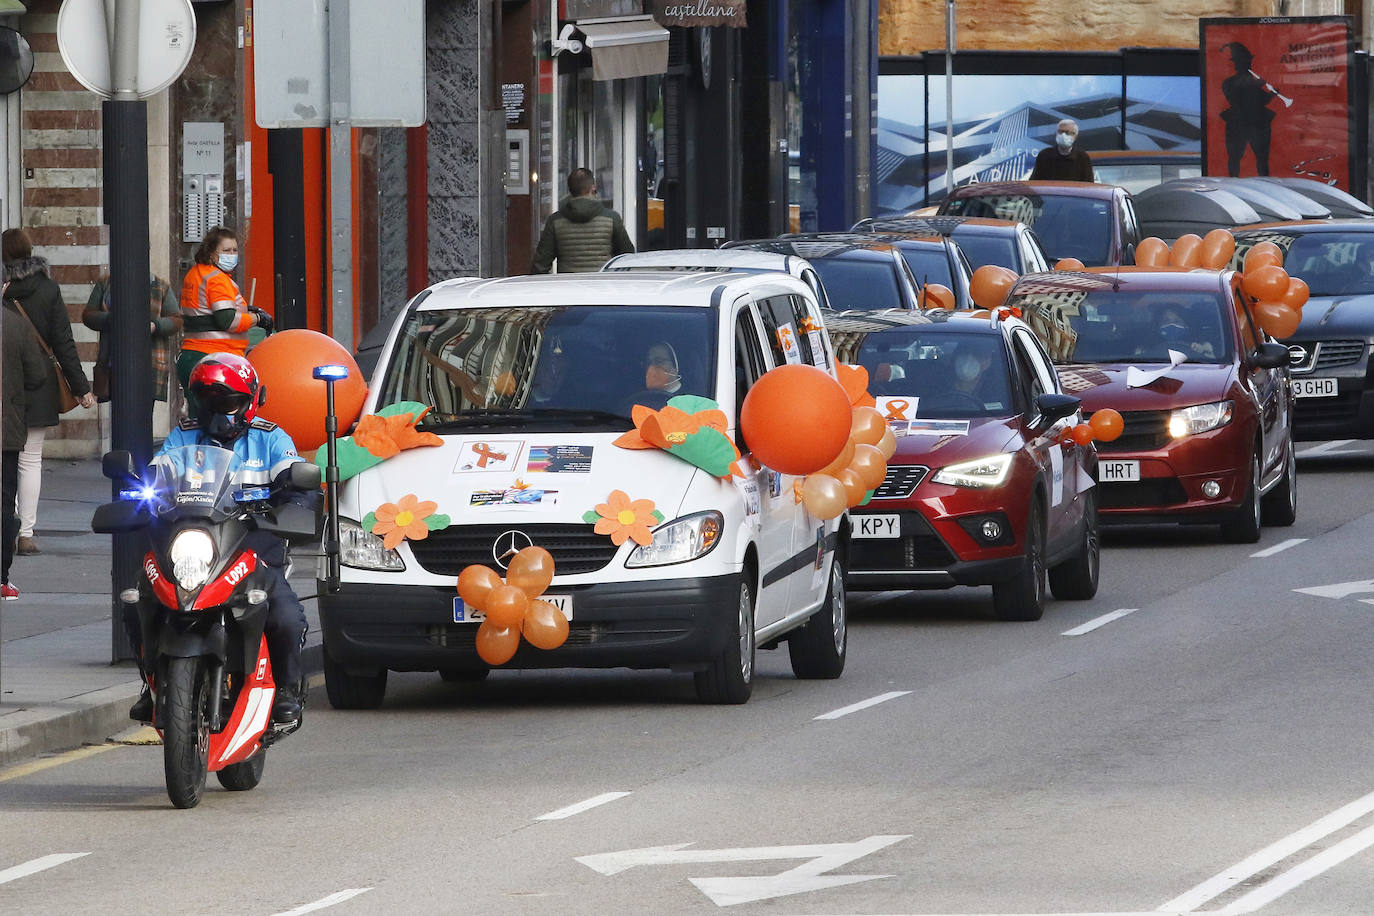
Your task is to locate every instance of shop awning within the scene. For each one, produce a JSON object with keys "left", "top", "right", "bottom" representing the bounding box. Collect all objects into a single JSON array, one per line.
[{"left": 578, "top": 17, "right": 669, "bottom": 81}]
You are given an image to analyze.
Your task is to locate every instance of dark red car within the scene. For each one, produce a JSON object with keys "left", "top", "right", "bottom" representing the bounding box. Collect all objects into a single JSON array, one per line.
[
  {"left": 1006, "top": 268, "right": 1296, "bottom": 543},
  {"left": 826, "top": 310, "right": 1098, "bottom": 622}
]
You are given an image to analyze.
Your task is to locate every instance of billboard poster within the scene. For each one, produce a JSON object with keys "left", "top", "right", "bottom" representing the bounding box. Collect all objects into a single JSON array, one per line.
[{"left": 1200, "top": 17, "right": 1354, "bottom": 188}]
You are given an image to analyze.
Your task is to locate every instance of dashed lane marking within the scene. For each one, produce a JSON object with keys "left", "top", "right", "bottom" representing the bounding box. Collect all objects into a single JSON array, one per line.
[
  {"left": 270, "top": 888, "right": 373, "bottom": 915},
  {"left": 1062, "top": 609, "right": 1138, "bottom": 637},
  {"left": 1296, "top": 439, "right": 1355, "bottom": 456},
  {"left": 814, "top": 691, "right": 911, "bottom": 721},
  {"left": 1250, "top": 538, "right": 1307, "bottom": 558},
  {"left": 0, "top": 853, "right": 89, "bottom": 887},
  {"left": 536, "top": 791, "right": 631, "bottom": 821}
]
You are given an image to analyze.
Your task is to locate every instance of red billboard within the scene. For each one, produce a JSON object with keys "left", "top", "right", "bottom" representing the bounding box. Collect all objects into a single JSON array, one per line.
[{"left": 1200, "top": 17, "right": 1354, "bottom": 189}]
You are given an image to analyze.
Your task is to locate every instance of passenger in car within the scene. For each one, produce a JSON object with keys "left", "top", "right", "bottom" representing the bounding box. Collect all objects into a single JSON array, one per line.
[{"left": 1156, "top": 306, "right": 1216, "bottom": 360}]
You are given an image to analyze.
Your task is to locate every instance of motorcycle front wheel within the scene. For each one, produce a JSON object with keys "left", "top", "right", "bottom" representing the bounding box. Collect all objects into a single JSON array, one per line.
[{"left": 163, "top": 656, "right": 210, "bottom": 809}]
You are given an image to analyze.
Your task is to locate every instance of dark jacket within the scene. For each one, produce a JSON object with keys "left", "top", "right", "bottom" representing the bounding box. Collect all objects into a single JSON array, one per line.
[
  {"left": 3, "top": 308, "right": 47, "bottom": 450},
  {"left": 1029, "top": 146, "right": 1095, "bottom": 182},
  {"left": 83, "top": 274, "right": 182, "bottom": 402},
  {"left": 531, "top": 195, "right": 635, "bottom": 274},
  {"left": 4, "top": 256, "right": 90, "bottom": 427}
]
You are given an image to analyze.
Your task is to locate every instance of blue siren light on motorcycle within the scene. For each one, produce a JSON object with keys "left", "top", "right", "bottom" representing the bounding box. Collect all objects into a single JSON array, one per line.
[
  {"left": 234, "top": 487, "right": 271, "bottom": 502},
  {"left": 120, "top": 484, "right": 158, "bottom": 501},
  {"left": 312, "top": 364, "right": 349, "bottom": 380}
]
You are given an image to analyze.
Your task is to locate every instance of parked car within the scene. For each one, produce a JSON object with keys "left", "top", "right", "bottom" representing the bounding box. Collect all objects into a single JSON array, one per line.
[
  {"left": 937, "top": 180, "right": 1142, "bottom": 268},
  {"left": 603, "top": 248, "right": 832, "bottom": 309},
  {"left": 321, "top": 271, "right": 849, "bottom": 708},
  {"left": 851, "top": 214, "right": 1053, "bottom": 275},
  {"left": 1134, "top": 176, "right": 1367, "bottom": 242},
  {"left": 1234, "top": 220, "right": 1374, "bottom": 440},
  {"left": 724, "top": 234, "right": 925, "bottom": 311},
  {"left": 1085, "top": 150, "right": 1202, "bottom": 194},
  {"left": 825, "top": 309, "right": 1098, "bottom": 621},
  {"left": 778, "top": 230, "right": 974, "bottom": 308},
  {"left": 1006, "top": 267, "right": 1295, "bottom": 542}
]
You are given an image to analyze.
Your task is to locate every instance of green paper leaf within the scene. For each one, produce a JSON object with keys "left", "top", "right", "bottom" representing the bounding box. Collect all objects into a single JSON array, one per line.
[
  {"left": 424, "top": 514, "right": 451, "bottom": 530},
  {"left": 859, "top": 489, "right": 875, "bottom": 507},
  {"left": 666, "top": 427, "right": 737, "bottom": 478},
  {"left": 374, "top": 401, "right": 431, "bottom": 419},
  {"left": 362, "top": 511, "right": 377, "bottom": 529},
  {"left": 582, "top": 509, "right": 601, "bottom": 525},
  {"left": 651, "top": 509, "right": 664, "bottom": 523},
  {"left": 666, "top": 394, "right": 721, "bottom": 415}
]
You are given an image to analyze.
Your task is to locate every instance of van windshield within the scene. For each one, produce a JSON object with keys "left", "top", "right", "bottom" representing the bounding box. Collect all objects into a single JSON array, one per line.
[{"left": 377, "top": 305, "right": 719, "bottom": 430}]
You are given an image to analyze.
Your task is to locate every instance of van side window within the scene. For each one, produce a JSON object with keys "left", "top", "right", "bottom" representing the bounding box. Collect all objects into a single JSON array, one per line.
[
  {"left": 755, "top": 296, "right": 796, "bottom": 366},
  {"left": 790, "top": 294, "right": 829, "bottom": 368},
  {"left": 734, "top": 308, "right": 768, "bottom": 450}
]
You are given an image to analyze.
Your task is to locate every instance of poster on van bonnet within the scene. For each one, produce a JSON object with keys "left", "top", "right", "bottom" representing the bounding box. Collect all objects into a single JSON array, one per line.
[{"left": 1200, "top": 16, "right": 1354, "bottom": 189}]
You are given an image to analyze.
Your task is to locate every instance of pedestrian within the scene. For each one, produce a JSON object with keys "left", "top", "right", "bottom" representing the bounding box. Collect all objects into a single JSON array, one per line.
[
  {"left": 2, "top": 228, "right": 96, "bottom": 558},
  {"left": 178, "top": 226, "right": 273, "bottom": 413},
  {"left": 2, "top": 283, "right": 50, "bottom": 599},
  {"left": 530, "top": 168, "right": 635, "bottom": 274},
  {"left": 1029, "top": 119, "right": 1095, "bottom": 182},
  {"left": 82, "top": 271, "right": 184, "bottom": 420}
]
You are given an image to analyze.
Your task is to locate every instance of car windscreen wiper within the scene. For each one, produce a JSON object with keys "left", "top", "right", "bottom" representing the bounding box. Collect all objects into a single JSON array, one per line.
[{"left": 419, "top": 408, "right": 632, "bottom": 430}]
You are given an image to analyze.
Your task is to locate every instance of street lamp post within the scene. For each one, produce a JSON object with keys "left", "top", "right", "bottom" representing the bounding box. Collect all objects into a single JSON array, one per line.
[{"left": 945, "top": 0, "right": 955, "bottom": 200}]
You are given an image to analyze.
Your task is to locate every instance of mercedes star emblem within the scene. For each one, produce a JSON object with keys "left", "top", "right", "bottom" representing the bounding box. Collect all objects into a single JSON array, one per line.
[{"left": 492, "top": 529, "right": 534, "bottom": 569}]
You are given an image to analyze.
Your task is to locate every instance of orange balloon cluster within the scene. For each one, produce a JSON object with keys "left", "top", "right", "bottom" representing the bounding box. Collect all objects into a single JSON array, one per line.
[
  {"left": 1062, "top": 408, "right": 1124, "bottom": 447},
  {"left": 457, "top": 546, "right": 566, "bottom": 665},
  {"left": 248, "top": 329, "right": 368, "bottom": 451},
  {"left": 969, "top": 265, "right": 1017, "bottom": 310},
  {"left": 798, "top": 405, "right": 896, "bottom": 520},
  {"left": 1135, "top": 228, "right": 1237, "bottom": 272},
  {"left": 740, "top": 364, "right": 853, "bottom": 475}
]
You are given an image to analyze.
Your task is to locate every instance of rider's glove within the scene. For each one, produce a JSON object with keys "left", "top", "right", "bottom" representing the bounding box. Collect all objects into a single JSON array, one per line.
[{"left": 250, "top": 306, "right": 274, "bottom": 333}]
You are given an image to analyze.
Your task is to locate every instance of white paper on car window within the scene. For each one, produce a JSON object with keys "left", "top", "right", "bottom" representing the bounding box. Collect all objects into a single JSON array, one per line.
[
  {"left": 777, "top": 323, "right": 801, "bottom": 364},
  {"left": 807, "top": 330, "right": 827, "bottom": 363},
  {"left": 1049, "top": 443, "right": 1064, "bottom": 507},
  {"left": 876, "top": 396, "right": 917, "bottom": 422},
  {"left": 1126, "top": 349, "right": 1187, "bottom": 388}
]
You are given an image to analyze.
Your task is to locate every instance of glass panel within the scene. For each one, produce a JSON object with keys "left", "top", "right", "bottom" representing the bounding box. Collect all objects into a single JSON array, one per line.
[
  {"left": 1282, "top": 233, "right": 1374, "bottom": 296},
  {"left": 853, "top": 329, "right": 1013, "bottom": 418},
  {"left": 810, "top": 259, "right": 903, "bottom": 311},
  {"left": 1012, "top": 288, "right": 1233, "bottom": 365}
]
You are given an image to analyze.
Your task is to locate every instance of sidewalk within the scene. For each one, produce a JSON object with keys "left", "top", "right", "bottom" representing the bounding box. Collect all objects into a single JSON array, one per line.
[{"left": 0, "top": 458, "right": 323, "bottom": 768}]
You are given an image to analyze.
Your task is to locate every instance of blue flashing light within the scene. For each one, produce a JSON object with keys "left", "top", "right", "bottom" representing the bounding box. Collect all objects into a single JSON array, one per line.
[
  {"left": 313, "top": 364, "right": 349, "bottom": 380},
  {"left": 120, "top": 486, "right": 157, "bottom": 501},
  {"left": 234, "top": 486, "right": 272, "bottom": 503}
]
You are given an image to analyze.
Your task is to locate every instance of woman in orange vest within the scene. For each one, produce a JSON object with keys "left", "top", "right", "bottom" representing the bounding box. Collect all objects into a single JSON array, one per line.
[{"left": 178, "top": 226, "right": 273, "bottom": 411}]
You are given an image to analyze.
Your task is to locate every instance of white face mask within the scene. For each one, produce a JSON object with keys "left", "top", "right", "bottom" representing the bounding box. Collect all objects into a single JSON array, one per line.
[
  {"left": 955, "top": 356, "right": 981, "bottom": 382},
  {"left": 1056, "top": 132, "right": 1075, "bottom": 152},
  {"left": 216, "top": 253, "right": 239, "bottom": 272}
]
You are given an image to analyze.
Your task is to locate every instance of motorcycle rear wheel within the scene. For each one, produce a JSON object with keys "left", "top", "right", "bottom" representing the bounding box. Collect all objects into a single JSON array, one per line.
[
  {"left": 163, "top": 656, "right": 210, "bottom": 809},
  {"left": 216, "top": 749, "right": 266, "bottom": 791}
]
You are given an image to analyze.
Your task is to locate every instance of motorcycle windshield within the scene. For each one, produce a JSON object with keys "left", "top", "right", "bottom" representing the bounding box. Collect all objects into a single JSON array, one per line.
[{"left": 147, "top": 445, "right": 245, "bottom": 521}]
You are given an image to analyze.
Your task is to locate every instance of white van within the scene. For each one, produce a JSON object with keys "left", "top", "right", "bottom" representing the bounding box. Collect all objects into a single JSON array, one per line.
[
  {"left": 319, "top": 271, "right": 849, "bottom": 707},
  {"left": 602, "top": 248, "right": 833, "bottom": 310}
]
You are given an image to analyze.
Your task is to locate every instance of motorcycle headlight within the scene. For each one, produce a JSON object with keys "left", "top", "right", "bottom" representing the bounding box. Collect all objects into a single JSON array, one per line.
[
  {"left": 931, "top": 453, "right": 1014, "bottom": 489},
  {"left": 340, "top": 518, "right": 406, "bottom": 571},
  {"left": 625, "top": 511, "right": 723, "bottom": 568},
  {"left": 1168, "top": 400, "right": 1234, "bottom": 438},
  {"left": 170, "top": 529, "right": 215, "bottom": 590}
]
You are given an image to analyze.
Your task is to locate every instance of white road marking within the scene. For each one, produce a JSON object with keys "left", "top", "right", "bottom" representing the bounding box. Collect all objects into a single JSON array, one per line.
[
  {"left": 535, "top": 791, "right": 631, "bottom": 821},
  {"left": 1249, "top": 538, "right": 1307, "bottom": 558},
  {"left": 1294, "top": 579, "right": 1374, "bottom": 600},
  {"left": 0, "top": 853, "right": 89, "bottom": 886},
  {"left": 270, "top": 888, "right": 373, "bottom": 915},
  {"left": 1215, "top": 823, "right": 1374, "bottom": 914},
  {"left": 1062, "top": 609, "right": 1137, "bottom": 637},
  {"left": 1296, "top": 439, "right": 1355, "bottom": 456},
  {"left": 814, "top": 691, "right": 911, "bottom": 720},
  {"left": 1157, "top": 787, "right": 1374, "bottom": 912}
]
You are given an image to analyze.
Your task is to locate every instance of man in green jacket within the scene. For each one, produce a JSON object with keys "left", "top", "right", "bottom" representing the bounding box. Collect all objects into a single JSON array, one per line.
[{"left": 531, "top": 168, "right": 635, "bottom": 274}]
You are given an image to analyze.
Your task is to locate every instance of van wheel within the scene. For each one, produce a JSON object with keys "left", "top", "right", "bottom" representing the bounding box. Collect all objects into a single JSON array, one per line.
[
  {"left": 695, "top": 575, "right": 754, "bottom": 704},
  {"left": 992, "top": 499, "right": 1046, "bottom": 621},
  {"left": 788, "top": 554, "right": 847, "bottom": 679},
  {"left": 1261, "top": 440, "right": 1297, "bottom": 527},
  {"left": 1049, "top": 490, "right": 1099, "bottom": 601},
  {"left": 1221, "top": 451, "right": 1263, "bottom": 543},
  {"left": 323, "top": 645, "right": 388, "bottom": 710}
]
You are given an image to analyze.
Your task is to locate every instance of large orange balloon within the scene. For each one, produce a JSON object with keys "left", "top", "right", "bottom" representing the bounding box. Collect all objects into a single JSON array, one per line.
[
  {"left": 801, "top": 474, "right": 846, "bottom": 520},
  {"left": 1055, "top": 258, "right": 1086, "bottom": 271},
  {"left": 1202, "top": 229, "right": 1236, "bottom": 270},
  {"left": 849, "top": 443, "right": 887, "bottom": 490},
  {"left": 740, "top": 364, "right": 852, "bottom": 475},
  {"left": 919, "top": 282, "right": 956, "bottom": 310},
  {"left": 1243, "top": 265, "right": 1290, "bottom": 302},
  {"left": 506, "top": 546, "right": 554, "bottom": 598},
  {"left": 835, "top": 467, "right": 867, "bottom": 507},
  {"left": 475, "top": 621, "right": 520, "bottom": 666},
  {"left": 522, "top": 599, "right": 570, "bottom": 650},
  {"left": 1243, "top": 241, "right": 1284, "bottom": 273},
  {"left": 483, "top": 584, "right": 530, "bottom": 629},
  {"left": 969, "top": 265, "right": 1017, "bottom": 310},
  {"left": 1169, "top": 234, "right": 1203, "bottom": 268},
  {"left": 1088, "top": 408, "right": 1124, "bottom": 443},
  {"left": 457, "top": 564, "right": 502, "bottom": 609},
  {"left": 248, "top": 329, "right": 368, "bottom": 451},
  {"left": 850, "top": 406, "right": 887, "bottom": 446},
  {"left": 1281, "top": 277, "right": 1310, "bottom": 310},
  {"left": 1135, "top": 237, "right": 1170, "bottom": 267},
  {"left": 1254, "top": 301, "right": 1301, "bottom": 339}
]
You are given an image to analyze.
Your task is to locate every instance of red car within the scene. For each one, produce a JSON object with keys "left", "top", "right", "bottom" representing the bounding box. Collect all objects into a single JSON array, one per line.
[
  {"left": 1006, "top": 268, "right": 1296, "bottom": 542},
  {"left": 826, "top": 310, "right": 1098, "bottom": 622}
]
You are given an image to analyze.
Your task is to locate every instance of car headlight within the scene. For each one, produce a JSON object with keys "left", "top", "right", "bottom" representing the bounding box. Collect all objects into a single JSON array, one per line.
[
  {"left": 170, "top": 529, "right": 214, "bottom": 590},
  {"left": 340, "top": 518, "right": 406, "bottom": 571},
  {"left": 625, "top": 511, "right": 723, "bottom": 568},
  {"left": 931, "top": 453, "right": 1014, "bottom": 489},
  {"left": 1168, "top": 400, "right": 1233, "bottom": 438}
]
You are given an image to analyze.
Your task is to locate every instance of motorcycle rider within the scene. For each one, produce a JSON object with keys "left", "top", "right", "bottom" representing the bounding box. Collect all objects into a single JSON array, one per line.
[{"left": 128, "top": 353, "right": 311, "bottom": 726}]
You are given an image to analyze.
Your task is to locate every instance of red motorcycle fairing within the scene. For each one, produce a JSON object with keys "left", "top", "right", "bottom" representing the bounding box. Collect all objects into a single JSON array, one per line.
[
  {"left": 151, "top": 634, "right": 277, "bottom": 771},
  {"left": 193, "top": 550, "right": 258, "bottom": 610},
  {"left": 144, "top": 553, "right": 177, "bottom": 608}
]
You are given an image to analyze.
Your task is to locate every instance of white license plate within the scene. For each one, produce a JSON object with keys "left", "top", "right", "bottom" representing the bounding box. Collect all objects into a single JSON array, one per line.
[
  {"left": 453, "top": 594, "right": 573, "bottom": 623},
  {"left": 1294, "top": 377, "right": 1337, "bottom": 398},
  {"left": 1099, "top": 460, "right": 1141, "bottom": 482},
  {"left": 854, "top": 514, "right": 901, "bottom": 539}
]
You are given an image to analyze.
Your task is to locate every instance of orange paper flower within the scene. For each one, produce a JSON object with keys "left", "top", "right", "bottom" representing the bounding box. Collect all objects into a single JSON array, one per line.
[
  {"left": 353, "top": 409, "right": 443, "bottom": 459},
  {"left": 589, "top": 490, "right": 662, "bottom": 547},
  {"left": 372, "top": 493, "right": 439, "bottom": 550},
  {"left": 835, "top": 363, "right": 877, "bottom": 409}
]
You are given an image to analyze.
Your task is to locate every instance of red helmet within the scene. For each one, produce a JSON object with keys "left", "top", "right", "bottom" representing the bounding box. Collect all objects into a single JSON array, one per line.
[{"left": 188, "top": 353, "right": 263, "bottom": 442}]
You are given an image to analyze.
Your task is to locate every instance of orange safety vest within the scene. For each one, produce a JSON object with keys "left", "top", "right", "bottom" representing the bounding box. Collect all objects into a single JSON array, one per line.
[{"left": 181, "top": 262, "right": 252, "bottom": 355}]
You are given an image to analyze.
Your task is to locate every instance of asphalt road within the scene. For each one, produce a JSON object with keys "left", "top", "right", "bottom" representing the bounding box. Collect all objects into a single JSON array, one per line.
[{"left": 5, "top": 442, "right": 1374, "bottom": 916}]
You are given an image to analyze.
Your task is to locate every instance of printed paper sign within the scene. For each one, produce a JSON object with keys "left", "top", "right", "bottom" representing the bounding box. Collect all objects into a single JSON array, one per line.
[
  {"left": 768, "top": 470, "right": 783, "bottom": 498},
  {"left": 876, "top": 396, "right": 917, "bottom": 422},
  {"left": 905, "top": 419, "right": 970, "bottom": 436},
  {"left": 807, "top": 330, "right": 827, "bottom": 363},
  {"left": 470, "top": 481, "right": 559, "bottom": 507},
  {"left": 1049, "top": 444, "right": 1064, "bottom": 507},
  {"left": 777, "top": 323, "right": 801, "bottom": 364},
  {"left": 527, "top": 445, "right": 593, "bottom": 473},
  {"left": 734, "top": 475, "right": 761, "bottom": 517},
  {"left": 454, "top": 440, "right": 522, "bottom": 473}
]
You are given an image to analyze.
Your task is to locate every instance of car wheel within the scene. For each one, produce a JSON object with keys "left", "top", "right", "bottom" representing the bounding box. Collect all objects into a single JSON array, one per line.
[
  {"left": 993, "top": 498, "right": 1046, "bottom": 622},
  {"left": 1221, "top": 450, "right": 1263, "bottom": 544},
  {"left": 788, "top": 552, "right": 847, "bottom": 679},
  {"left": 1049, "top": 489, "right": 1099, "bottom": 601},
  {"left": 694, "top": 574, "right": 755, "bottom": 704},
  {"left": 1260, "top": 439, "right": 1297, "bottom": 527},
  {"left": 323, "top": 645, "right": 388, "bottom": 710}
]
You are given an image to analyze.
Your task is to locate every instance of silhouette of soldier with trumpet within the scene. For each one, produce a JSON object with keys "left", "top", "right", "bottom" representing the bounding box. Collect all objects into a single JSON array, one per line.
[{"left": 1219, "top": 41, "right": 1290, "bottom": 177}]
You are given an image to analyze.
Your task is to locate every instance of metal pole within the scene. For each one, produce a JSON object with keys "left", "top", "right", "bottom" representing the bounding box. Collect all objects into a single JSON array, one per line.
[
  {"left": 945, "top": 0, "right": 955, "bottom": 200},
  {"left": 323, "top": 378, "right": 340, "bottom": 592},
  {"left": 328, "top": 0, "right": 353, "bottom": 351}
]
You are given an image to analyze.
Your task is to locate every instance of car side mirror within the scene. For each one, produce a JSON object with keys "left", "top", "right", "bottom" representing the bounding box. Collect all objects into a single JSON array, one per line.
[
  {"left": 101, "top": 449, "right": 137, "bottom": 482},
  {"left": 1034, "top": 392, "right": 1081, "bottom": 427},
  {"left": 1251, "top": 341, "right": 1289, "bottom": 369},
  {"left": 289, "top": 461, "right": 323, "bottom": 491}
]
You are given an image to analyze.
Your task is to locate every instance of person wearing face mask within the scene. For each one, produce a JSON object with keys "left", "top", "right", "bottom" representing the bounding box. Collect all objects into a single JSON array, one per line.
[
  {"left": 1029, "top": 119, "right": 1095, "bottom": 182},
  {"left": 178, "top": 226, "right": 274, "bottom": 414},
  {"left": 1155, "top": 306, "right": 1215, "bottom": 360}
]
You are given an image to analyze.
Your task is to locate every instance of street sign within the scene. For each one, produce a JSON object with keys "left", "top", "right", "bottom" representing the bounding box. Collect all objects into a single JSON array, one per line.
[{"left": 56, "top": 0, "right": 196, "bottom": 100}]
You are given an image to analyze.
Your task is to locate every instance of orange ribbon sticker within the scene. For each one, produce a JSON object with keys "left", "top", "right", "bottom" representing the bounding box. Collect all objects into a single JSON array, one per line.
[
  {"left": 471, "top": 443, "right": 508, "bottom": 468},
  {"left": 883, "top": 399, "right": 911, "bottom": 421}
]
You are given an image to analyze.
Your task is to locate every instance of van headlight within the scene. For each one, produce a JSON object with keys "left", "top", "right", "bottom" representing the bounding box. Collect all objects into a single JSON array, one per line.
[
  {"left": 170, "top": 529, "right": 214, "bottom": 590},
  {"left": 340, "top": 518, "right": 406, "bottom": 571},
  {"left": 1169, "top": 400, "right": 1233, "bottom": 438},
  {"left": 931, "top": 454, "right": 1013, "bottom": 489},
  {"left": 625, "top": 511, "right": 723, "bottom": 568}
]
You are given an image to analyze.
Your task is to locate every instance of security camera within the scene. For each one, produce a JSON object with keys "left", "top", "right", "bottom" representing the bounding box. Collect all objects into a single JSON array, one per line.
[{"left": 553, "top": 23, "right": 584, "bottom": 55}]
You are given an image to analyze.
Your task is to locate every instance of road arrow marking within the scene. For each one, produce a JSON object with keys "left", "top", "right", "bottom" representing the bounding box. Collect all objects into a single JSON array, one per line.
[
  {"left": 577, "top": 834, "right": 910, "bottom": 906},
  {"left": 1293, "top": 579, "right": 1374, "bottom": 600}
]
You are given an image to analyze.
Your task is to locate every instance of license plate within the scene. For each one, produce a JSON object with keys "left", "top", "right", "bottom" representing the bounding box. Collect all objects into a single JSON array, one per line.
[
  {"left": 1099, "top": 459, "right": 1140, "bottom": 482},
  {"left": 453, "top": 594, "right": 573, "bottom": 623},
  {"left": 854, "top": 514, "right": 901, "bottom": 539},
  {"left": 1294, "top": 377, "right": 1337, "bottom": 398}
]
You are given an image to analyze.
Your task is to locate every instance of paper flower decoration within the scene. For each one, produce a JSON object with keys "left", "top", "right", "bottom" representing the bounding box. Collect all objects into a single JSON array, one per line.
[
  {"left": 613, "top": 395, "right": 742, "bottom": 478},
  {"left": 834, "top": 363, "right": 877, "bottom": 409},
  {"left": 582, "top": 489, "right": 664, "bottom": 547},
  {"left": 318, "top": 401, "right": 444, "bottom": 481},
  {"left": 363, "top": 493, "right": 451, "bottom": 549}
]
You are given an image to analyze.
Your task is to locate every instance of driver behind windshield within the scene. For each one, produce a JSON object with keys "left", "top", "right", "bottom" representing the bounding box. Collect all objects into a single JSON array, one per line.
[{"left": 1152, "top": 303, "right": 1216, "bottom": 360}]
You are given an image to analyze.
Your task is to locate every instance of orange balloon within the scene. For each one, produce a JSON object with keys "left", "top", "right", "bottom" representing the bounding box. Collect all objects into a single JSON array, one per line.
[
  {"left": 522, "top": 599, "right": 570, "bottom": 650},
  {"left": 849, "top": 443, "right": 887, "bottom": 490},
  {"left": 1072, "top": 423, "right": 1095, "bottom": 446},
  {"left": 1135, "top": 236, "right": 1170, "bottom": 267},
  {"left": 850, "top": 406, "right": 887, "bottom": 446},
  {"left": 1055, "top": 257, "right": 1086, "bottom": 271},
  {"left": 875, "top": 426, "right": 897, "bottom": 460},
  {"left": 248, "top": 329, "right": 368, "bottom": 451},
  {"left": 836, "top": 467, "right": 866, "bottom": 507},
  {"left": 483, "top": 584, "right": 530, "bottom": 630},
  {"left": 457, "top": 564, "right": 503, "bottom": 609},
  {"left": 740, "top": 364, "right": 852, "bottom": 475},
  {"left": 919, "top": 282, "right": 956, "bottom": 310},
  {"left": 816, "top": 437, "right": 856, "bottom": 477},
  {"left": 1088, "top": 408, "right": 1124, "bottom": 443},
  {"left": 1243, "top": 264, "right": 1290, "bottom": 302},
  {"left": 801, "top": 473, "right": 847, "bottom": 520},
  {"left": 1281, "top": 277, "right": 1310, "bottom": 310},
  {"left": 1254, "top": 301, "right": 1301, "bottom": 339},
  {"left": 475, "top": 621, "right": 520, "bottom": 666},
  {"left": 969, "top": 265, "right": 1016, "bottom": 310},
  {"left": 1243, "top": 241, "right": 1284, "bottom": 273},
  {"left": 1202, "top": 229, "right": 1236, "bottom": 270},
  {"left": 1169, "top": 234, "right": 1204, "bottom": 268},
  {"left": 506, "top": 546, "right": 554, "bottom": 598}
]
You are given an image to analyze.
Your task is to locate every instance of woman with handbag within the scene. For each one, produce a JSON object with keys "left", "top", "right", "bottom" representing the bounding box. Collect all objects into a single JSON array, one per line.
[
  {"left": 82, "top": 271, "right": 182, "bottom": 408},
  {"left": 2, "top": 228, "right": 95, "bottom": 556}
]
